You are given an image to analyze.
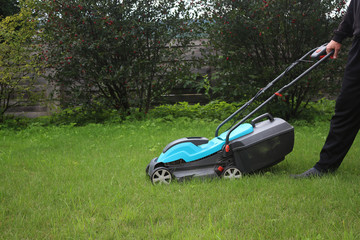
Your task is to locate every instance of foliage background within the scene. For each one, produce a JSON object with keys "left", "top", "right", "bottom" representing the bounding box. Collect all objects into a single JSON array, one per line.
[
  {"left": 196, "top": 0, "right": 347, "bottom": 119},
  {"left": 0, "top": 0, "right": 43, "bottom": 120},
  {"left": 36, "top": 0, "right": 200, "bottom": 115},
  {"left": 0, "top": 0, "right": 351, "bottom": 121},
  {"left": 0, "top": 0, "right": 20, "bottom": 18}
]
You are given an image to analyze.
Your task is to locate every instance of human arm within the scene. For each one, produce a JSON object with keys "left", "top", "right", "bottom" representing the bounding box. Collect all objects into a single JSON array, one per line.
[
  {"left": 326, "top": 40, "right": 342, "bottom": 59},
  {"left": 332, "top": 0, "right": 355, "bottom": 44},
  {"left": 327, "top": 0, "right": 356, "bottom": 58}
]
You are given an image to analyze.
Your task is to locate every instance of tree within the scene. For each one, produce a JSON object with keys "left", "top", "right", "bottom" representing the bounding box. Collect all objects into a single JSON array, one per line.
[
  {"left": 200, "top": 0, "right": 348, "bottom": 119},
  {"left": 0, "top": 0, "right": 43, "bottom": 120},
  {"left": 0, "top": 0, "right": 20, "bottom": 19},
  {"left": 37, "top": 0, "right": 199, "bottom": 114}
]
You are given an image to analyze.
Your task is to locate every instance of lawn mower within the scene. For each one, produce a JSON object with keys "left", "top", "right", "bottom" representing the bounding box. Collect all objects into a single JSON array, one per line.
[{"left": 146, "top": 43, "right": 333, "bottom": 184}]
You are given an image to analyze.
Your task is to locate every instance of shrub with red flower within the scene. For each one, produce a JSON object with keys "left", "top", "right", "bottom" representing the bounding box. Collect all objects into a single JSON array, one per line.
[
  {"left": 200, "top": 0, "right": 347, "bottom": 119},
  {"left": 36, "top": 0, "right": 198, "bottom": 114}
]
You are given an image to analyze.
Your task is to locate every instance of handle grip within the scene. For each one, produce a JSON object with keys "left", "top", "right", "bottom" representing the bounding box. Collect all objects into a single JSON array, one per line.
[
  {"left": 251, "top": 113, "right": 274, "bottom": 127},
  {"left": 310, "top": 43, "right": 330, "bottom": 59}
]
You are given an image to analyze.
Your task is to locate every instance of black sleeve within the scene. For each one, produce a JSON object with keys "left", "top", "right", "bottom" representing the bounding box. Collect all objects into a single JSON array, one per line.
[{"left": 332, "top": 0, "right": 355, "bottom": 43}]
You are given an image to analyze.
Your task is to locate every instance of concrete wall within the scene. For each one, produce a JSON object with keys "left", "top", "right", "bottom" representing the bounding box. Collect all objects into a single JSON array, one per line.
[
  {"left": 5, "top": 76, "right": 54, "bottom": 118},
  {"left": 6, "top": 39, "right": 212, "bottom": 117}
]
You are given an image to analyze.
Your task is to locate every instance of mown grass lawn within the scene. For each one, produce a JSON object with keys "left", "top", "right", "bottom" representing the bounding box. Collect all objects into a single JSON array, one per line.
[{"left": 1, "top": 119, "right": 359, "bottom": 239}]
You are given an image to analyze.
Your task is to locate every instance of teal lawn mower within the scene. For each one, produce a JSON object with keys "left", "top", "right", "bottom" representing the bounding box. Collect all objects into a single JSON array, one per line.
[{"left": 146, "top": 44, "right": 333, "bottom": 184}]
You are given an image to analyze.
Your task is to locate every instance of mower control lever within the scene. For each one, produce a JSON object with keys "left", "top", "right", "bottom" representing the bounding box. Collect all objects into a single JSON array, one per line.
[{"left": 310, "top": 43, "right": 330, "bottom": 59}]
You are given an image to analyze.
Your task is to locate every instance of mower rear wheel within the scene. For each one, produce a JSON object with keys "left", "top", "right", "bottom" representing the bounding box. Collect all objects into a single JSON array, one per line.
[
  {"left": 151, "top": 168, "right": 172, "bottom": 185},
  {"left": 222, "top": 167, "right": 242, "bottom": 180}
]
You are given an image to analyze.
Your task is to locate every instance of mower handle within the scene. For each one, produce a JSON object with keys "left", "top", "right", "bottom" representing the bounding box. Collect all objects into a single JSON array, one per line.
[
  {"left": 251, "top": 113, "right": 274, "bottom": 127},
  {"left": 221, "top": 45, "right": 334, "bottom": 150},
  {"left": 216, "top": 46, "right": 317, "bottom": 138}
]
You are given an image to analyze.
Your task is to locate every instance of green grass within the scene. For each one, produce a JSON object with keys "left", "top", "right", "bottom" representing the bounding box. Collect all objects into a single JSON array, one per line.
[{"left": 1, "top": 119, "right": 360, "bottom": 239}]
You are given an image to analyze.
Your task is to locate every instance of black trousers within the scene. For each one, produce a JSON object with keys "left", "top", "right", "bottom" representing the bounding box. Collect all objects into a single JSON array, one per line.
[{"left": 315, "top": 37, "right": 360, "bottom": 172}]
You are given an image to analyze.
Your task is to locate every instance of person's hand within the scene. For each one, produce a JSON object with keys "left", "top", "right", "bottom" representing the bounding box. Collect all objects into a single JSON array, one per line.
[{"left": 326, "top": 40, "right": 342, "bottom": 59}]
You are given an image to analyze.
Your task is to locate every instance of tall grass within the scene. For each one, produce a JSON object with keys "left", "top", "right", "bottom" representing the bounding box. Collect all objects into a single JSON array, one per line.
[{"left": 1, "top": 119, "right": 359, "bottom": 239}]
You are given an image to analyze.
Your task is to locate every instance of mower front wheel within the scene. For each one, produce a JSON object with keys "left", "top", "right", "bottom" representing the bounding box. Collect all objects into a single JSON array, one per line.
[
  {"left": 222, "top": 167, "right": 242, "bottom": 180},
  {"left": 151, "top": 168, "right": 172, "bottom": 185}
]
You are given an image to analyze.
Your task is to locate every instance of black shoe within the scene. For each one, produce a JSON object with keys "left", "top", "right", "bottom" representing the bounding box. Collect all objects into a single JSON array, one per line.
[{"left": 291, "top": 167, "right": 325, "bottom": 179}]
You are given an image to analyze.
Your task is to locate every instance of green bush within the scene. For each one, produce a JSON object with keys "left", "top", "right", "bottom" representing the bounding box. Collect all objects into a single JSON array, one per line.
[
  {"left": 0, "top": 99, "right": 336, "bottom": 130},
  {"left": 0, "top": 115, "right": 32, "bottom": 130},
  {"left": 300, "top": 98, "right": 335, "bottom": 122},
  {"left": 50, "top": 106, "right": 122, "bottom": 126},
  {"left": 149, "top": 100, "right": 257, "bottom": 121},
  {"left": 148, "top": 101, "right": 245, "bottom": 121},
  {"left": 149, "top": 99, "right": 336, "bottom": 124}
]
